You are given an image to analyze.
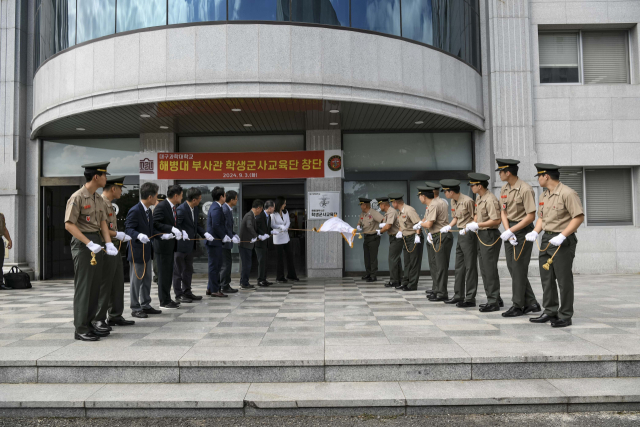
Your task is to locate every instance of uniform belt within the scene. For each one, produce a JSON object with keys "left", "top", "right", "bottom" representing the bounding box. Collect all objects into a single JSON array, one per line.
[{"left": 431, "top": 232, "right": 441, "bottom": 237}]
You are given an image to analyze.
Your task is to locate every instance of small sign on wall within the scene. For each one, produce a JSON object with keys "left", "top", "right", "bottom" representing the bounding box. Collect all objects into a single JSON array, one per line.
[{"left": 308, "top": 191, "right": 341, "bottom": 220}]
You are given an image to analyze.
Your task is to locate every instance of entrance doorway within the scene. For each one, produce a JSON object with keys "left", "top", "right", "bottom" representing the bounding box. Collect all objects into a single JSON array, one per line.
[{"left": 43, "top": 186, "right": 78, "bottom": 279}]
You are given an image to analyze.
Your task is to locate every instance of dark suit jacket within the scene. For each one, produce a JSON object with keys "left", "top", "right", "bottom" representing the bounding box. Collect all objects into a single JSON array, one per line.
[
  {"left": 176, "top": 202, "right": 206, "bottom": 254},
  {"left": 206, "top": 201, "right": 226, "bottom": 248},
  {"left": 152, "top": 200, "right": 180, "bottom": 255},
  {"left": 255, "top": 210, "right": 271, "bottom": 249},
  {"left": 239, "top": 211, "right": 259, "bottom": 250},
  {"left": 221, "top": 203, "right": 234, "bottom": 250},
  {"left": 125, "top": 202, "right": 157, "bottom": 263}
]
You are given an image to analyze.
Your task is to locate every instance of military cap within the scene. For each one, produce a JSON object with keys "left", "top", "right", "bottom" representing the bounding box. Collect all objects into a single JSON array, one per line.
[
  {"left": 468, "top": 172, "right": 490, "bottom": 184},
  {"left": 106, "top": 175, "right": 127, "bottom": 188},
  {"left": 81, "top": 161, "right": 110, "bottom": 175},
  {"left": 425, "top": 181, "right": 441, "bottom": 190},
  {"left": 388, "top": 193, "right": 404, "bottom": 202},
  {"left": 358, "top": 197, "right": 372, "bottom": 204},
  {"left": 439, "top": 179, "right": 461, "bottom": 191},
  {"left": 377, "top": 196, "right": 390, "bottom": 203},
  {"left": 495, "top": 158, "right": 520, "bottom": 172},
  {"left": 534, "top": 163, "right": 561, "bottom": 177},
  {"left": 417, "top": 186, "right": 435, "bottom": 196},
  {"left": 157, "top": 194, "right": 167, "bottom": 201}
]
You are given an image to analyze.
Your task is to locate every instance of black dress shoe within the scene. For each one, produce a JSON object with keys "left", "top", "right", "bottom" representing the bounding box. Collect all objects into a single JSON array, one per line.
[
  {"left": 143, "top": 307, "right": 162, "bottom": 315},
  {"left": 523, "top": 303, "right": 542, "bottom": 314},
  {"left": 160, "top": 301, "right": 180, "bottom": 310},
  {"left": 288, "top": 277, "right": 300, "bottom": 282},
  {"left": 89, "top": 328, "right": 109, "bottom": 337},
  {"left": 480, "top": 299, "right": 504, "bottom": 309},
  {"left": 395, "top": 283, "right": 404, "bottom": 289},
  {"left": 263, "top": 280, "right": 273, "bottom": 286},
  {"left": 361, "top": 274, "right": 370, "bottom": 280},
  {"left": 107, "top": 317, "right": 135, "bottom": 326},
  {"left": 240, "top": 284, "right": 255, "bottom": 290},
  {"left": 479, "top": 304, "right": 500, "bottom": 312},
  {"left": 131, "top": 311, "right": 148, "bottom": 318},
  {"left": 75, "top": 332, "right": 100, "bottom": 341},
  {"left": 402, "top": 287, "right": 417, "bottom": 291},
  {"left": 456, "top": 301, "right": 476, "bottom": 308},
  {"left": 92, "top": 320, "right": 112, "bottom": 332},
  {"left": 428, "top": 295, "right": 447, "bottom": 301},
  {"left": 502, "top": 306, "right": 524, "bottom": 317},
  {"left": 0, "top": 284, "right": 12, "bottom": 290},
  {"left": 444, "top": 298, "right": 463, "bottom": 304},
  {"left": 185, "top": 293, "right": 203, "bottom": 300},
  {"left": 210, "top": 292, "right": 228, "bottom": 298},
  {"left": 366, "top": 277, "right": 377, "bottom": 282},
  {"left": 276, "top": 278, "right": 288, "bottom": 283},
  {"left": 222, "top": 285, "right": 239, "bottom": 294},
  {"left": 529, "top": 313, "right": 557, "bottom": 323},
  {"left": 176, "top": 295, "right": 193, "bottom": 304},
  {"left": 206, "top": 290, "right": 212, "bottom": 296},
  {"left": 551, "top": 318, "right": 572, "bottom": 328},
  {"left": 384, "top": 282, "right": 396, "bottom": 288},
  {"left": 258, "top": 282, "right": 270, "bottom": 287}
]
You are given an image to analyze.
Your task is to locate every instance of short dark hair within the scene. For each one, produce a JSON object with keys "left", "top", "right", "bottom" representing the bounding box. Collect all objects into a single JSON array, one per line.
[
  {"left": 252, "top": 199, "right": 264, "bottom": 209},
  {"left": 212, "top": 186, "right": 225, "bottom": 202},
  {"left": 225, "top": 190, "right": 238, "bottom": 202},
  {"left": 167, "top": 184, "right": 183, "bottom": 199},
  {"left": 506, "top": 166, "right": 519, "bottom": 176},
  {"left": 478, "top": 181, "right": 489, "bottom": 189},
  {"left": 264, "top": 199, "right": 275, "bottom": 209},
  {"left": 275, "top": 196, "right": 287, "bottom": 214},
  {"left": 186, "top": 187, "right": 202, "bottom": 201},
  {"left": 84, "top": 171, "right": 104, "bottom": 183},
  {"left": 547, "top": 171, "right": 560, "bottom": 181},
  {"left": 140, "top": 182, "right": 159, "bottom": 200},
  {"left": 420, "top": 190, "right": 435, "bottom": 199},
  {"left": 446, "top": 186, "right": 461, "bottom": 194},
  {"left": 103, "top": 183, "right": 116, "bottom": 191}
]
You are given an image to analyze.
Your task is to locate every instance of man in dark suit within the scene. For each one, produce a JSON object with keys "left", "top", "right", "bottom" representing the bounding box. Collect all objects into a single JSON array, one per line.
[
  {"left": 206, "top": 187, "right": 230, "bottom": 298},
  {"left": 125, "top": 182, "right": 168, "bottom": 319},
  {"left": 239, "top": 199, "right": 263, "bottom": 290},
  {"left": 255, "top": 199, "right": 275, "bottom": 287},
  {"left": 152, "top": 184, "right": 184, "bottom": 310},
  {"left": 174, "top": 187, "right": 213, "bottom": 303},
  {"left": 220, "top": 189, "right": 239, "bottom": 294}
]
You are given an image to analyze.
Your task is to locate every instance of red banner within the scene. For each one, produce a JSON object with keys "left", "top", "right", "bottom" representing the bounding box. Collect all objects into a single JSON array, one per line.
[{"left": 157, "top": 151, "right": 330, "bottom": 180}]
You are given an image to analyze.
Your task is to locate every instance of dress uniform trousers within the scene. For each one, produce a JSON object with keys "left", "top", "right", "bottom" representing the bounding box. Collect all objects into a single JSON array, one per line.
[
  {"left": 95, "top": 239, "right": 124, "bottom": 322},
  {"left": 430, "top": 232, "right": 453, "bottom": 298},
  {"left": 401, "top": 234, "right": 423, "bottom": 290},
  {"left": 71, "top": 233, "right": 104, "bottom": 334},
  {"left": 427, "top": 242, "right": 437, "bottom": 293},
  {"left": 539, "top": 232, "right": 577, "bottom": 320},
  {"left": 363, "top": 234, "right": 381, "bottom": 278},
  {"left": 477, "top": 229, "right": 501, "bottom": 305},
  {"left": 453, "top": 232, "right": 478, "bottom": 303},
  {"left": 505, "top": 222, "right": 538, "bottom": 308},
  {"left": 388, "top": 235, "right": 403, "bottom": 285}
]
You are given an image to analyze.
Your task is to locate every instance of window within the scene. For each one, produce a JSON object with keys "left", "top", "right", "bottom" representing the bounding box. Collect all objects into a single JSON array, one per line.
[
  {"left": 42, "top": 139, "right": 140, "bottom": 177},
  {"left": 559, "top": 167, "right": 584, "bottom": 205},
  {"left": 168, "top": 0, "right": 226, "bottom": 24},
  {"left": 117, "top": 0, "right": 167, "bottom": 33},
  {"left": 291, "top": 0, "right": 349, "bottom": 27},
  {"left": 539, "top": 31, "right": 630, "bottom": 85},
  {"left": 584, "top": 168, "right": 633, "bottom": 226},
  {"left": 178, "top": 135, "right": 304, "bottom": 153}
]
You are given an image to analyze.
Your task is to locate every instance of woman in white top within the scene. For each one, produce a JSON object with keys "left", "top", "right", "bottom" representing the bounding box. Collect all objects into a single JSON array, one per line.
[{"left": 270, "top": 197, "right": 299, "bottom": 282}]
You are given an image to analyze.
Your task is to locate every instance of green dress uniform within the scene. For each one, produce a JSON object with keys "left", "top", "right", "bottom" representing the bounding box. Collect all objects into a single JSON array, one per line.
[
  {"left": 424, "top": 194, "right": 449, "bottom": 295},
  {"left": 357, "top": 198, "right": 384, "bottom": 281},
  {"left": 0, "top": 213, "right": 7, "bottom": 289},
  {"left": 392, "top": 194, "right": 422, "bottom": 291},
  {"left": 535, "top": 164, "right": 583, "bottom": 323},
  {"left": 471, "top": 173, "right": 502, "bottom": 308},
  {"left": 424, "top": 188, "right": 453, "bottom": 299},
  {"left": 64, "top": 163, "right": 110, "bottom": 337},
  {"left": 379, "top": 197, "right": 403, "bottom": 287},
  {"left": 497, "top": 159, "right": 539, "bottom": 310}
]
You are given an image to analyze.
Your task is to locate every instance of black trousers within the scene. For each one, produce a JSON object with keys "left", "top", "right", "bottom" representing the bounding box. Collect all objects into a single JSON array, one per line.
[
  {"left": 206, "top": 246, "right": 222, "bottom": 293},
  {"left": 276, "top": 242, "right": 297, "bottom": 280},
  {"left": 256, "top": 245, "right": 268, "bottom": 282},
  {"left": 363, "top": 234, "right": 381, "bottom": 277},
  {"left": 173, "top": 251, "right": 195, "bottom": 297},
  {"left": 155, "top": 251, "right": 174, "bottom": 305},
  {"left": 0, "top": 252, "right": 4, "bottom": 285},
  {"left": 219, "top": 248, "right": 232, "bottom": 287},
  {"left": 239, "top": 247, "right": 253, "bottom": 286}
]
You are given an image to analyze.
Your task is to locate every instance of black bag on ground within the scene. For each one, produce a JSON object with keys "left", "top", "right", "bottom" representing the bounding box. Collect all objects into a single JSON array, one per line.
[{"left": 3, "top": 266, "right": 32, "bottom": 289}]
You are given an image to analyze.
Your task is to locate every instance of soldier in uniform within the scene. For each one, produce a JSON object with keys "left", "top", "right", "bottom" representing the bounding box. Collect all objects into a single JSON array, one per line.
[
  {"left": 0, "top": 211, "right": 12, "bottom": 290},
  {"left": 464, "top": 173, "right": 504, "bottom": 312},
  {"left": 356, "top": 198, "right": 384, "bottom": 282},
  {"left": 377, "top": 197, "right": 403, "bottom": 288},
  {"left": 95, "top": 176, "right": 135, "bottom": 330},
  {"left": 389, "top": 193, "right": 422, "bottom": 291},
  {"left": 64, "top": 162, "right": 119, "bottom": 341},
  {"left": 527, "top": 164, "right": 584, "bottom": 328},
  {"left": 418, "top": 186, "right": 453, "bottom": 301},
  {"left": 440, "top": 179, "right": 478, "bottom": 307},
  {"left": 423, "top": 182, "right": 449, "bottom": 297},
  {"left": 496, "top": 159, "right": 542, "bottom": 317}
]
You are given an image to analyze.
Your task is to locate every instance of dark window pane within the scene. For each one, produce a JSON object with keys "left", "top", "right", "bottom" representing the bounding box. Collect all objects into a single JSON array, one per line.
[
  {"left": 117, "top": 0, "right": 167, "bottom": 33},
  {"left": 540, "top": 67, "right": 580, "bottom": 84},
  {"left": 55, "top": 0, "right": 76, "bottom": 51},
  {"left": 39, "top": 0, "right": 56, "bottom": 61},
  {"left": 77, "top": 0, "right": 115, "bottom": 43},
  {"left": 432, "top": 0, "right": 464, "bottom": 58},
  {"left": 291, "top": 0, "right": 349, "bottom": 27},
  {"left": 351, "top": 0, "right": 400, "bottom": 36},
  {"left": 401, "top": 0, "right": 433, "bottom": 45},
  {"left": 229, "top": 0, "right": 290, "bottom": 21},
  {"left": 168, "top": 0, "right": 226, "bottom": 24}
]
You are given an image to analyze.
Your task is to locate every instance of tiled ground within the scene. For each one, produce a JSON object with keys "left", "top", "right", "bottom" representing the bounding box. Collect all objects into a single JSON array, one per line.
[{"left": 0, "top": 274, "right": 639, "bottom": 362}]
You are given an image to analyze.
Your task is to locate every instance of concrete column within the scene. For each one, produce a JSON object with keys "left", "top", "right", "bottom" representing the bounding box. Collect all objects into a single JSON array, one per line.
[
  {"left": 140, "top": 133, "right": 176, "bottom": 195},
  {"left": 305, "top": 130, "right": 342, "bottom": 278}
]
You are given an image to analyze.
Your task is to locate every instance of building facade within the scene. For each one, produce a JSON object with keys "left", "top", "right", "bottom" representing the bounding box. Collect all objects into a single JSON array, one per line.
[{"left": 1, "top": 0, "right": 638, "bottom": 280}]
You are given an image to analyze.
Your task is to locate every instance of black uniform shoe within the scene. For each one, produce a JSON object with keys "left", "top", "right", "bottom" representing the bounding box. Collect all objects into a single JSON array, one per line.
[
  {"left": 523, "top": 303, "right": 542, "bottom": 314},
  {"left": 479, "top": 304, "right": 500, "bottom": 312},
  {"left": 551, "top": 318, "right": 572, "bottom": 328},
  {"left": 529, "top": 313, "right": 557, "bottom": 323},
  {"left": 399, "top": 285, "right": 408, "bottom": 291},
  {"left": 444, "top": 298, "right": 463, "bottom": 304},
  {"left": 276, "top": 278, "right": 288, "bottom": 283},
  {"left": 75, "top": 332, "right": 100, "bottom": 341},
  {"left": 206, "top": 290, "right": 212, "bottom": 296},
  {"left": 92, "top": 320, "right": 112, "bottom": 332},
  {"left": 240, "top": 284, "right": 255, "bottom": 290},
  {"left": 456, "top": 301, "right": 476, "bottom": 308},
  {"left": 395, "top": 283, "right": 404, "bottom": 289},
  {"left": 502, "top": 306, "right": 524, "bottom": 317},
  {"left": 0, "top": 284, "right": 12, "bottom": 290},
  {"left": 402, "top": 287, "right": 417, "bottom": 291},
  {"left": 160, "top": 301, "right": 180, "bottom": 309},
  {"left": 384, "top": 282, "right": 397, "bottom": 288},
  {"left": 107, "top": 317, "right": 135, "bottom": 326},
  {"left": 176, "top": 295, "right": 193, "bottom": 304},
  {"left": 366, "top": 276, "right": 377, "bottom": 282},
  {"left": 428, "top": 295, "right": 448, "bottom": 302},
  {"left": 258, "top": 281, "right": 270, "bottom": 287},
  {"left": 131, "top": 311, "right": 148, "bottom": 318},
  {"left": 263, "top": 280, "right": 273, "bottom": 286},
  {"left": 480, "top": 299, "right": 504, "bottom": 309},
  {"left": 143, "top": 307, "right": 162, "bottom": 315},
  {"left": 185, "top": 293, "right": 203, "bottom": 300},
  {"left": 89, "top": 328, "right": 109, "bottom": 337},
  {"left": 288, "top": 277, "right": 300, "bottom": 282},
  {"left": 361, "top": 274, "right": 370, "bottom": 280},
  {"left": 222, "top": 285, "right": 239, "bottom": 294}
]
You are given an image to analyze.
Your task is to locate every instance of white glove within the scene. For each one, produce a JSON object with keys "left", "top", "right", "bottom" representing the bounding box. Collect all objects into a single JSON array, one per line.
[
  {"left": 509, "top": 237, "right": 518, "bottom": 246},
  {"left": 378, "top": 223, "right": 386, "bottom": 228},
  {"left": 459, "top": 228, "right": 466, "bottom": 236},
  {"left": 232, "top": 235, "right": 241, "bottom": 244},
  {"left": 222, "top": 235, "right": 232, "bottom": 243},
  {"left": 86, "top": 241, "right": 103, "bottom": 254},
  {"left": 115, "top": 231, "right": 126, "bottom": 241},
  {"left": 440, "top": 225, "right": 452, "bottom": 234},
  {"left": 414, "top": 235, "right": 421, "bottom": 244},
  {"left": 376, "top": 230, "right": 381, "bottom": 236},
  {"left": 122, "top": 234, "right": 132, "bottom": 242},
  {"left": 182, "top": 230, "right": 190, "bottom": 241},
  {"left": 271, "top": 229, "right": 280, "bottom": 235},
  {"left": 466, "top": 222, "right": 479, "bottom": 233},
  {"left": 105, "top": 242, "right": 118, "bottom": 256},
  {"left": 395, "top": 231, "right": 403, "bottom": 239},
  {"left": 427, "top": 233, "right": 433, "bottom": 245},
  {"left": 280, "top": 226, "right": 287, "bottom": 232},
  {"left": 137, "top": 233, "right": 150, "bottom": 244},
  {"left": 171, "top": 227, "right": 182, "bottom": 240},
  {"left": 161, "top": 233, "right": 175, "bottom": 240},
  {"left": 250, "top": 238, "right": 257, "bottom": 243},
  {"left": 259, "top": 234, "right": 268, "bottom": 241},
  {"left": 356, "top": 225, "right": 362, "bottom": 232},
  {"left": 204, "top": 232, "right": 214, "bottom": 242},
  {"left": 412, "top": 223, "right": 422, "bottom": 230},
  {"left": 525, "top": 231, "right": 539, "bottom": 242},
  {"left": 549, "top": 234, "right": 566, "bottom": 247},
  {"left": 500, "top": 229, "right": 515, "bottom": 241}
]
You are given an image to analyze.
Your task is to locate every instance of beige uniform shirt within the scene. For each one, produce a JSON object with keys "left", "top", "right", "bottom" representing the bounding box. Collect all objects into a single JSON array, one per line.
[
  {"left": 64, "top": 186, "right": 107, "bottom": 234},
  {"left": 382, "top": 207, "right": 401, "bottom": 236},
  {"left": 538, "top": 182, "right": 584, "bottom": 233},
  {"left": 476, "top": 191, "right": 501, "bottom": 230},
  {"left": 101, "top": 194, "right": 119, "bottom": 240},
  {"left": 500, "top": 178, "right": 537, "bottom": 222},
  {"left": 451, "top": 194, "right": 475, "bottom": 228},
  {"left": 398, "top": 204, "right": 421, "bottom": 236},
  {"left": 425, "top": 199, "right": 450, "bottom": 233},
  {"left": 358, "top": 208, "right": 384, "bottom": 235}
]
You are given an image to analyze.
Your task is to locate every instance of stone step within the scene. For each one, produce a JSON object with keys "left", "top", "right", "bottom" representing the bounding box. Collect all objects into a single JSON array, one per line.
[{"left": 2, "top": 378, "right": 640, "bottom": 418}]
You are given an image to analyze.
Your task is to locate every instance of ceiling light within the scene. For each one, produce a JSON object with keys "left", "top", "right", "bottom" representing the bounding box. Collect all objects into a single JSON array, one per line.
[
  {"left": 140, "top": 114, "right": 150, "bottom": 118},
  {"left": 415, "top": 121, "right": 424, "bottom": 124},
  {"left": 243, "top": 123, "right": 252, "bottom": 127},
  {"left": 159, "top": 126, "right": 169, "bottom": 129},
  {"left": 329, "top": 122, "right": 338, "bottom": 126},
  {"left": 231, "top": 108, "right": 241, "bottom": 112},
  {"left": 76, "top": 128, "right": 85, "bottom": 131},
  {"left": 329, "top": 109, "right": 339, "bottom": 113}
]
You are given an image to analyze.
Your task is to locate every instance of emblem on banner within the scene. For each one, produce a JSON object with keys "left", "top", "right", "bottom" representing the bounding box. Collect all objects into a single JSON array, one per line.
[
  {"left": 328, "top": 155, "right": 342, "bottom": 172},
  {"left": 140, "top": 158, "right": 154, "bottom": 174}
]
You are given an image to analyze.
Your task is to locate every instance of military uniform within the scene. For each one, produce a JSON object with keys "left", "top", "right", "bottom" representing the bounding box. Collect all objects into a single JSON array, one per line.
[
  {"left": 357, "top": 198, "right": 384, "bottom": 281},
  {"left": 0, "top": 213, "right": 8, "bottom": 289},
  {"left": 424, "top": 187, "right": 453, "bottom": 299},
  {"left": 392, "top": 194, "right": 422, "bottom": 291},
  {"left": 379, "top": 197, "right": 403, "bottom": 287},
  {"left": 423, "top": 182, "right": 448, "bottom": 296},
  {"left": 497, "top": 159, "right": 539, "bottom": 311}
]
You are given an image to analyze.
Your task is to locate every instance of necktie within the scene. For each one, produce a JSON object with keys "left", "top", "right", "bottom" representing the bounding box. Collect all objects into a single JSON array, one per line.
[
  {"left": 146, "top": 209, "right": 151, "bottom": 223},
  {"left": 172, "top": 206, "right": 177, "bottom": 225}
]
